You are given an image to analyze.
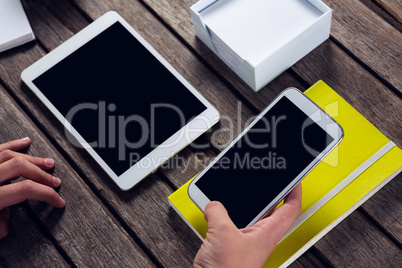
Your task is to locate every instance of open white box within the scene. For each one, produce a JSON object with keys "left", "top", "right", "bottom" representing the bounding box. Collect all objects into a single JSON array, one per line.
[{"left": 191, "top": 0, "right": 332, "bottom": 91}]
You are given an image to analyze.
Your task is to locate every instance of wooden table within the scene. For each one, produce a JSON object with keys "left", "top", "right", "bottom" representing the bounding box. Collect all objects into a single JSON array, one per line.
[{"left": 0, "top": 0, "right": 401, "bottom": 267}]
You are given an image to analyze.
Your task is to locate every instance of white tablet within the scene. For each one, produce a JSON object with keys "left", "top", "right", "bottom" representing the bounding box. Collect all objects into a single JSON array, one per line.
[{"left": 21, "top": 11, "right": 220, "bottom": 190}]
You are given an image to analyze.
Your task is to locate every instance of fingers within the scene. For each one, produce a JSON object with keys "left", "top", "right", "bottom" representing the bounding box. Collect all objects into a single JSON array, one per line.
[
  {"left": 271, "top": 183, "right": 302, "bottom": 222},
  {"left": 0, "top": 138, "right": 65, "bottom": 232},
  {"left": 0, "top": 157, "right": 61, "bottom": 187},
  {"left": 0, "top": 137, "right": 55, "bottom": 171},
  {"left": 283, "top": 183, "right": 303, "bottom": 211},
  {"left": 0, "top": 208, "right": 10, "bottom": 239},
  {"left": 254, "top": 184, "right": 302, "bottom": 241},
  {"left": 0, "top": 149, "right": 55, "bottom": 170},
  {"left": 0, "top": 137, "right": 31, "bottom": 152},
  {"left": 204, "top": 201, "right": 237, "bottom": 231},
  {"left": 0, "top": 181, "right": 65, "bottom": 211}
]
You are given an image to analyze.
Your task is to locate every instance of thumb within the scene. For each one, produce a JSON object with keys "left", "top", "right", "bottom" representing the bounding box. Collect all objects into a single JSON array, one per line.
[{"left": 204, "top": 201, "right": 236, "bottom": 230}]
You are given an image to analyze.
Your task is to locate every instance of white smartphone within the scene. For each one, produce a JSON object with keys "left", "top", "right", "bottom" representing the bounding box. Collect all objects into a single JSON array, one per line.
[{"left": 188, "top": 88, "right": 343, "bottom": 228}]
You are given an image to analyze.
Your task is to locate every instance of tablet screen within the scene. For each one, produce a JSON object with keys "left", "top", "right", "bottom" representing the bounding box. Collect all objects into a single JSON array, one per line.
[
  {"left": 33, "top": 22, "right": 207, "bottom": 176},
  {"left": 195, "top": 96, "right": 333, "bottom": 228}
]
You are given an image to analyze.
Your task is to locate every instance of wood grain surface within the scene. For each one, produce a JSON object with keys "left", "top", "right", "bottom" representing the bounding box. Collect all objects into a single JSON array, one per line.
[
  {"left": 374, "top": 0, "right": 402, "bottom": 23},
  {"left": 0, "top": 0, "right": 400, "bottom": 267},
  {"left": 323, "top": 0, "right": 402, "bottom": 94},
  {"left": 361, "top": 172, "right": 402, "bottom": 244},
  {"left": 315, "top": 210, "right": 402, "bottom": 267},
  {"left": 0, "top": 205, "right": 69, "bottom": 268},
  {"left": 360, "top": 0, "right": 402, "bottom": 31}
]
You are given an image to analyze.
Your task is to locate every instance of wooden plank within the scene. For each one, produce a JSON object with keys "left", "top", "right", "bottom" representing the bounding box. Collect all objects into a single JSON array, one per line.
[
  {"left": 19, "top": 0, "right": 87, "bottom": 51},
  {"left": 323, "top": 0, "right": 402, "bottom": 94},
  {"left": 360, "top": 172, "right": 402, "bottom": 243},
  {"left": 36, "top": 0, "right": 89, "bottom": 34},
  {"left": 0, "top": 206, "right": 69, "bottom": 268},
  {"left": 373, "top": 0, "right": 402, "bottom": 23},
  {"left": 289, "top": 248, "right": 330, "bottom": 268},
  {"left": 360, "top": 0, "right": 402, "bottom": 31},
  {"left": 315, "top": 210, "right": 402, "bottom": 267},
  {"left": 159, "top": 147, "right": 207, "bottom": 189},
  {"left": 0, "top": 83, "right": 154, "bottom": 267}
]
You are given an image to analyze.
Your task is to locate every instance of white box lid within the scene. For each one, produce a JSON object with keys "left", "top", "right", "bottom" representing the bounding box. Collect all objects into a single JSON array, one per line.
[{"left": 201, "top": 0, "right": 323, "bottom": 67}]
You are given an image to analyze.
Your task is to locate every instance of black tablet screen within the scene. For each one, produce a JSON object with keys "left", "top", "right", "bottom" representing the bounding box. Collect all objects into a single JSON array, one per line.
[{"left": 33, "top": 22, "right": 206, "bottom": 176}]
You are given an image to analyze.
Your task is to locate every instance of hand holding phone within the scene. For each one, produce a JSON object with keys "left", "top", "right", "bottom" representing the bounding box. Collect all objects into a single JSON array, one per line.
[
  {"left": 188, "top": 88, "right": 343, "bottom": 228},
  {"left": 193, "top": 184, "right": 302, "bottom": 268}
]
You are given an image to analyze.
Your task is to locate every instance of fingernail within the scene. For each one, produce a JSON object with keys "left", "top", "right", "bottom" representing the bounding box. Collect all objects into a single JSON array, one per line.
[
  {"left": 20, "top": 137, "right": 30, "bottom": 144},
  {"left": 53, "top": 176, "right": 61, "bottom": 187},
  {"left": 59, "top": 197, "right": 66, "bottom": 207},
  {"left": 44, "top": 158, "right": 54, "bottom": 167}
]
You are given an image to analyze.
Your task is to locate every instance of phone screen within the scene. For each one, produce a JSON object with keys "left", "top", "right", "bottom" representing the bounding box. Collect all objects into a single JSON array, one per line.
[{"left": 195, "top": 96, "right": 334, "bottom": 228}]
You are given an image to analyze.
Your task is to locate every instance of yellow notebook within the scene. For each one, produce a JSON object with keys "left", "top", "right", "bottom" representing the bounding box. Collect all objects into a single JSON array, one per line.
[{"left": 168, "top": 81, "right": 402, "bottom": 267}]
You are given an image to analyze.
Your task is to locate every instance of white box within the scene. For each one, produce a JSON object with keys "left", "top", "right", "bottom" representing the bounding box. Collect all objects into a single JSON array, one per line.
[{"left": 191, "top": 0, "right": 332, "bottom": 91}]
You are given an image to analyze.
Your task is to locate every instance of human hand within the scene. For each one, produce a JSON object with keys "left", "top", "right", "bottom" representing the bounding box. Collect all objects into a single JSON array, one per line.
[
  {"left": 0, "top": 137, "right": 65, "bottom": 239},
  {"left": 193, "top": 184, "right": 302, "bottom": 268}
]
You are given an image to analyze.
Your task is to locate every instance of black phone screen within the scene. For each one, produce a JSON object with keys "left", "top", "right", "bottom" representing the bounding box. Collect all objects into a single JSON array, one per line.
[{"left": 195, "top": 96, "right": 333, "bottom": 228}]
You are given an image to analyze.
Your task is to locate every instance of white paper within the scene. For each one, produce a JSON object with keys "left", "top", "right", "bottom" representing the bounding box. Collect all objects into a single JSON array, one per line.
[{"left": 0, "top": 0, "right": 35, "bottom": 52}]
